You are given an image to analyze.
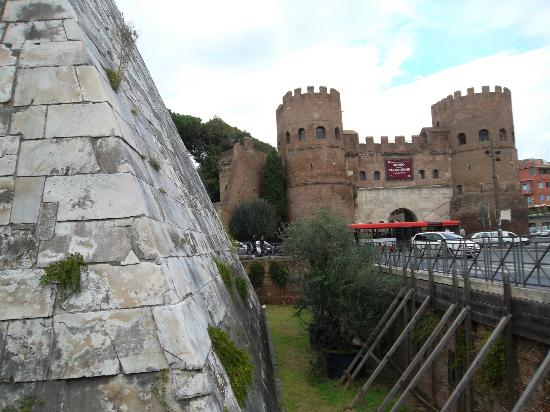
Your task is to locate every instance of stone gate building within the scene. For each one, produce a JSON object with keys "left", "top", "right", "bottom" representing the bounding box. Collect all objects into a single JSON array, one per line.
[{"left": 220, "top": 85, "right": 529, "bottom": 235}]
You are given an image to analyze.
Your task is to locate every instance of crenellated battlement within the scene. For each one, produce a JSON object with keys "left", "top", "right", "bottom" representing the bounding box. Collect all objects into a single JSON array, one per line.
[
  {"left": 431, "top": 85, "right": 511, "bottom": 113},
  {"left": 357, "top": 130, "right": 450, "bottom": 153},
  {"left": 276, "top": 86, "right": 341, "bottom": 116}
]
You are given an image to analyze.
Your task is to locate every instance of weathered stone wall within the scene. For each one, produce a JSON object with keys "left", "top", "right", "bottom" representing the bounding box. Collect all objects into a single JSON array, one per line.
[
  {"left": 0, "top": 1, "right": 277, "bottom": 410},
  {"left": 218, "top": 139, "right": 267, "bottom": 227},
  {"left": 355, "top": 185, "right": 452, "bottom": 223}
]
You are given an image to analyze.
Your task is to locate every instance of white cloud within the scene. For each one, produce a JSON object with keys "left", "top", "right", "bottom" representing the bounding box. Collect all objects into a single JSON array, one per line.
[{"left": 116, "top": 0, "right": 550, "bottom": 161}]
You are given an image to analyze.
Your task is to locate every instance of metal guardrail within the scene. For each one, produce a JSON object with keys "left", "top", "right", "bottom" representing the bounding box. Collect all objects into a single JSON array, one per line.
[{"left": 376, "top": 239, "right": 550, "bottom": 288}]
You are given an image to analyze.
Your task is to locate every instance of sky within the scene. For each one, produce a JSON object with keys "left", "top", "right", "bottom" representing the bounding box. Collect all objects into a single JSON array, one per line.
[{"left": 116, "top": 0, "right": 550, "bottom": 160}]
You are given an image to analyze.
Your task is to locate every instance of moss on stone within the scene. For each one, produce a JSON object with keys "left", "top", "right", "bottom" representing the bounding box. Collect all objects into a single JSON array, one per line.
[
  {"left": 235, "top": 277, "right": 248, "bottom": 300},
  {"left": 105, "top": 67, "right": 120, "bottom": 91},
  {"left": 208, "top": 326, "right": 253, "bottom": 407},
  {"left": 40, "top": 253, "right": 86, "bottom": 300}
]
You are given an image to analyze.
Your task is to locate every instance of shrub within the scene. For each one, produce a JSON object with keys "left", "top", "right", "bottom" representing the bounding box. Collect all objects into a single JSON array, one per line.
[
  {"left": 248, "top": 262, "right": 264, "bottom": 288},
  {"left": 40, "top": 253, "right": 86, "bottom": 300},
  {"left": 282, "top": 208, "right": 398, "bottom": 351},
  {"left": 269, "top": 262, "right": 289, "bottom": 288},
  {"left": 235, "top": 277, "right": 248, "bottom": 300},
  {"left": 208, "top": 327, "right": 254, "bottom": 407},
  {"left": 214, "top": 258, "right": 233, "bottom": 293}
]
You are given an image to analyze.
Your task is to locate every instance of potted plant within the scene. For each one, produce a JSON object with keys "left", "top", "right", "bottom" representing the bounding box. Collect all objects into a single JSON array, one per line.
[{"left": 282, "top": 208, "right": 397, "bottom": 378}]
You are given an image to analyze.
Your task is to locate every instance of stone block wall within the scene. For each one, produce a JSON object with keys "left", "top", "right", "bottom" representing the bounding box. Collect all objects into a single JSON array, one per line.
[{"left": 0, "top": 0, "right": 277, "bottom": 410}]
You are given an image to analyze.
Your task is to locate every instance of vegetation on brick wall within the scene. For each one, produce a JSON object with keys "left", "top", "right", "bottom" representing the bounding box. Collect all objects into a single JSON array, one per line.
[
  {"left": 40, "top": 253, "right": 86, "bottom": 300},
  {"left": 229, "top": 198, "right": 278, "bottom": 241},
  {"left": 269, "top": 262, "right": 289, "bottom": 288},
  {"left": 411, "top": 311, "right": 441, "bottom": 346},
  {"left": 169, "top": 112, "right": 273, "bottom": 202},
  {"left": 208, "top": 327, "right": 254, "bottom": 407},
  {"left": 260, "top": 150, "right": 287, "bottom": 223},
  {"left": 478, "top": 331, "right": 507, "bottom": 389},
  {"left": 235, "top": 277, "right": 248, "bottom": 300},
  {"left": 248, "top": 262, "right": 264, "bottom": 288}
]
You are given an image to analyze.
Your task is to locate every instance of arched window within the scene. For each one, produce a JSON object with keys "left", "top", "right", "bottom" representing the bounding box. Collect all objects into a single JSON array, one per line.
[
  {"left": 335, "top": 127, "right": 341, "bottom": 139},
  {"left": 285, "top": 131, "right": 290, "bottom": 143},
  {"left": 298, "top": 128, "right": 305, "bottom": 141},
  {"left": 316, "top": 126, "right": 326, "bottom": 139},
  {"left": 479, "top": 129, "right": 489, "bottom": 142},
  {"left": 458, "top": 133, "right": 466, "bottom": 145},
  {"left": 432, "top": 169, "right": 439, "bottom": 179},
  {"left": 373, "top": 171, "right": 381, "bottom": 181},
  {"left": 359, "top": 171, "right": 366, "bottom": 181},
  {"left": 419, "top": 170, "right": 425, "bottom": 179},
  {"left": 499, "top": 128, "right": 507, "bottom": 141}
]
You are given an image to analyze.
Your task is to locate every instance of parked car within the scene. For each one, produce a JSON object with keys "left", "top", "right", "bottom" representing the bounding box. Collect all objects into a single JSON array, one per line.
[
  {"left": 411, "top": 232, "right": 480, "bottom": 257},
  {"left": 540, "top": 229, "right": 550, "bottom": 237},
  {"left": 470, "top": 231, "right": 529, "bottom": 245}
]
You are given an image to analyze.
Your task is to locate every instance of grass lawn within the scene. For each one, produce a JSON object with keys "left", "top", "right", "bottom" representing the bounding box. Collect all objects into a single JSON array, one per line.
[{"left": 266, "top": 305, "right": 399, "bottom": 412}]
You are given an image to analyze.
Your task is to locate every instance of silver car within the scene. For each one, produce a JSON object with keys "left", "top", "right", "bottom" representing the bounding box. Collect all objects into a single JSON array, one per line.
[
  {"left": 411, "top": 232, "right": 480, "bottom": 257},
  {"left": 470, "top": 231, "right": 529, "bottom": 245}
]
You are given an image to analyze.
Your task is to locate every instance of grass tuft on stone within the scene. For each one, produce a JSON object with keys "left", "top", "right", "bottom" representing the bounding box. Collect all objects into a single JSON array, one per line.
[
  {"left": 214, "top": 258, "right": 233, "bottom": 293},
  {"left": 105, "top": 67, "right": 121, "bottom": 91},
  {"left": 208, "top": 326, "right": 254, "bottom": 407},
  {"left": 40, "top": 253, "right": 86, "bottom": 300},
  {"left": 235, "top": 277, "right": 248, "bottom": 300}
]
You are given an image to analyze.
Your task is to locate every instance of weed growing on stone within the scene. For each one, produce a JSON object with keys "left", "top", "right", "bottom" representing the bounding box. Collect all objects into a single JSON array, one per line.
[
  {"left": 269, "top": 262, "right": 289, "bottom": 288},
  {"left": 158, "top": 187, "right": 166, "bottom": 194},
  {"left": 208, "top": 326, "right": 253, "bottom": 407},
  {"left": 1, "top": 394, "right": 42, "bottom": 412},
  {"left": 148, "top": 157, "right": 161, "bottom": 171},
  {"left": 235, "top": 277, "right": 248, "bottom": 300},
  {"left": 248, "top": 262, "right": 264, "bottom": 288},
  {"left": 105, "top": 67, "right": 121, "bottom": 91},
  {"left": 131, "top": 108, "right": 138, "bottom": 116},
  {"left": 151, "top": 369, "right": 172, "bottom": 412},
  {"left": 214, "top": 258, "right": 233, "bottom": 294},
  {"left": 40, "top": 253, "right": 86, "bottom": 300}
]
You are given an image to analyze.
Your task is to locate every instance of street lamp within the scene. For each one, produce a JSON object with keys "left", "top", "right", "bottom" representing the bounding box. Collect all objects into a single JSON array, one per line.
[{"left": 485, "top": 140, "right": 503, "bottom": 242}]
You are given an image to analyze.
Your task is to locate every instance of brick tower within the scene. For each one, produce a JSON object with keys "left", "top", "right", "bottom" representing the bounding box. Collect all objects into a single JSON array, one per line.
[
  {"left": 432, "top": 86, "right": 528, "bottom": 234},
  {"left": 276, "top": 86, "right": 354, "bottom": 222}
]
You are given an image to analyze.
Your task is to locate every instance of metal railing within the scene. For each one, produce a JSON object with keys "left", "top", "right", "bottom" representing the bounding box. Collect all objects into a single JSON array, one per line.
[{"left": 375, "top": 239, "right": 550, "bottom": 288}]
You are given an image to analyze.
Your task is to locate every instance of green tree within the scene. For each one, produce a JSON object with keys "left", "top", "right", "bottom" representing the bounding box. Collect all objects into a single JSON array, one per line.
[
  {"left": 281, "top": 208, "right": 398, "bottom": 352},
  {"left": 229, "top": 198, "right": 278, "bottom": 241},
  {"left": 260, "top": 150, "right": 286, "bottom": 222}
]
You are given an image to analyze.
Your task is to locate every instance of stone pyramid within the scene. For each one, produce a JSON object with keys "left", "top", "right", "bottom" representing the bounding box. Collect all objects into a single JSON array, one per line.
[{"left": 0, "top": 0, "right": 276, "bottom": 410}]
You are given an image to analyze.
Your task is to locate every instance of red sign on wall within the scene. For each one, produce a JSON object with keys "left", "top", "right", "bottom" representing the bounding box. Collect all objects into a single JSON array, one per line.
[{"left": 385, "top": 159, "right": 413, "bottom": 179}]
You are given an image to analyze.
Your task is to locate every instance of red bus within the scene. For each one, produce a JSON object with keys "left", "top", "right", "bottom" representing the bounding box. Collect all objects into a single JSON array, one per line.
[{"left": 351, "top": 220, "right": 461, "bottom": 246}]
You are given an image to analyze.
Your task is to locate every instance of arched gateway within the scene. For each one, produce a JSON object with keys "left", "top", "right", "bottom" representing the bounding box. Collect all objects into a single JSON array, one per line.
[{"left": 388, "top": 208, "right": 417, "bottom": 222}]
